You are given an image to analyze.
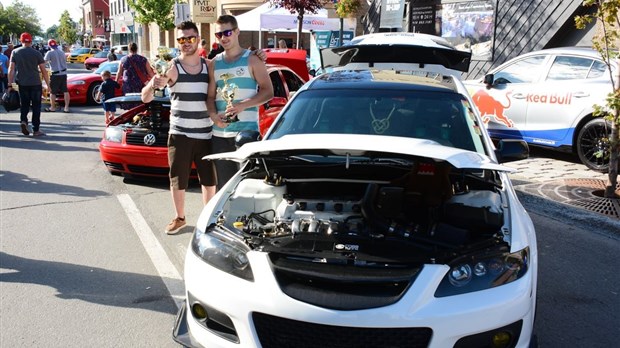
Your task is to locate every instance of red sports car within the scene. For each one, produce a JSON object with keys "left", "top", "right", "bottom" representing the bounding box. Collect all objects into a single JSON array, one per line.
[
  {"left": 58, "top": 61, "right": 123, "bottom": 105},
  {"left": 99, "top": 55, "right": 308, "bottom": 178},
  {"left": 84, "top": 51, "right": 125, "bottom": 70}
]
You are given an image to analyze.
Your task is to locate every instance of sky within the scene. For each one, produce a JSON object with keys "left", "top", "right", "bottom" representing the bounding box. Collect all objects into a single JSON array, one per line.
[{"left": 1, "top": 0, "right": 83, "bottom": 31}]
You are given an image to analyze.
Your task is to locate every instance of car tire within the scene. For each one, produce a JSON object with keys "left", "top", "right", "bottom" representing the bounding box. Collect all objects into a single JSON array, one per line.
[
  {"left": 87, "top": 82, "right": 102, "bottom": 105},
  {"left": 576, "top": 117, "right": 611, "bottom": 173}
]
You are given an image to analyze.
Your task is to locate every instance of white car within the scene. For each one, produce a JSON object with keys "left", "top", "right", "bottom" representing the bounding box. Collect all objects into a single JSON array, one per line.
[
  {"left": 464, "top": 47, "right": 618, "bottom": 172},
  {"left": 174, "top": 34, "right": 538, "bottom": 348}
]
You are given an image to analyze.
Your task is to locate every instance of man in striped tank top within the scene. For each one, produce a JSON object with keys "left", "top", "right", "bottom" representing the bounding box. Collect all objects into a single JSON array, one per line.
[
  {"left": 141, "top": 21, "right": 217, "bottom": 234},
  {"left": 207, "top": 15, "right": 274, "bottom": 191}
]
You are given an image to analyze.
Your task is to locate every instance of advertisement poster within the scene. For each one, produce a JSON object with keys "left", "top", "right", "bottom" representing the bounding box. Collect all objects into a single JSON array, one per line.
[
  {"left": 380, "top": 0, "right": 406, "bottom": 29},
  {"left": 440, "top": 0, "right": 495, "bottom": 60},
  {"left": 191, "top": 0, "right": 217, "bottom": 23},
  {"left": 410, "top": 5, "right": 439, "bottom": 35},
  {"left": 309, "top": 31, "right": 354, "bottom": 73}
]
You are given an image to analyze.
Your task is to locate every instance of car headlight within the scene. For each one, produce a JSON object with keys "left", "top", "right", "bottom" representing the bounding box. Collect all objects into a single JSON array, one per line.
[
  {"left": 191, "top": 225, "right": 254, "bottom": 281},
  {"left": 68, "top": 80, "right": 85, "bottom": 85},
  {"left": 435, "top": 247, "right": 529, "bottom": 297},
  {"left": 104, "top": 127, "right": 123, "bottom": 143}
]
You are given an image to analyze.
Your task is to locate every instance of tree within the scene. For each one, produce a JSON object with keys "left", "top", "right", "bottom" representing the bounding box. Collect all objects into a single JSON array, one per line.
[
  {"left": 269, "top": 0, "right": 330, "bottom": 49},
  {"left": 0, "top": 0, "right": 42, "bottom": 40},
  {"left": 57, "top": 11, "right": 77, "bottom": 46},
  {"left": 46, "top": 25, "right": 59, "bottom": 40},
  {"left": 575, "top": 0, "right": 620, "bottom": 198},
  {"left": 128, "top": 0, "right": 176, "bottom": 31}
]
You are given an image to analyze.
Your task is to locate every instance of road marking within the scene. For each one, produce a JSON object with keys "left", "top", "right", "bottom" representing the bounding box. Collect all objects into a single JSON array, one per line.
[{"left": 117, "top": 194, "right": 184, "bottom": 310}]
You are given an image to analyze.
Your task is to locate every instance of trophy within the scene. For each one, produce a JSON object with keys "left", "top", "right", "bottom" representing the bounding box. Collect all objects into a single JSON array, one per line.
[
  {"left": 151, "top": 46, "right": 173, "bottom": 98},
  {"left": 217, "top": 73, "right": 239, "bottom": 123}
]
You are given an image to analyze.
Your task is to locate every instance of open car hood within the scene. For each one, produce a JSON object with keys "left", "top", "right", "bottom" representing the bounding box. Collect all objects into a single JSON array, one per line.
[
  {"left": 204, "top": 134, "right": 514, "bottom": 172},
  {"left": 104, "top": 93, "right": 169, "bottom": 104},
  {"left": 265, "top": 48, "right": 310, "bottom": 81},
  {"left": 321, "top": 33, "right": 471, "bottom": 73}
]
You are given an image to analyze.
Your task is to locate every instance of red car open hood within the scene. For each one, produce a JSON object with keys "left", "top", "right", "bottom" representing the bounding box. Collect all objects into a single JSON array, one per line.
[{"left": 264, "top": 48, "right": 309, "bottom": 81}]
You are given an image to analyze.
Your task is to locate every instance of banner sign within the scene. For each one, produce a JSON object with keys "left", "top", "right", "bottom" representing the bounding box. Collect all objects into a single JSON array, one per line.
[
  {"left": 440, "top": 0, "right": 496, "bottom": 61},
  {"left": 191, "top": 0, "right": 217, "bottom": 23},
  {"left": 380, "top": 0, "right": 406, "bottom": 29}
]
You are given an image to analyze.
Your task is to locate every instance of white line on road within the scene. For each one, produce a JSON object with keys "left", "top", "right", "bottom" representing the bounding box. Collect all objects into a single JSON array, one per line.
[{"left": 117, "top": 194, "right": 184, "bottom": 310}]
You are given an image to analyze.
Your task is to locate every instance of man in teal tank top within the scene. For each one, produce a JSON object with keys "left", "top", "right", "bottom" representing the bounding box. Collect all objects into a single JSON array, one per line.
[{"left": 207, "top": 15, "right": 274, "bottom": 191}]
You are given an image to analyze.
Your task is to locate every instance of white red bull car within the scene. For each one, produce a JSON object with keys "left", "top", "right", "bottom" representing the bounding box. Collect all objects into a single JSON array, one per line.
[{"left": 464, "top": 47, "right": 618, "bottom": 172}]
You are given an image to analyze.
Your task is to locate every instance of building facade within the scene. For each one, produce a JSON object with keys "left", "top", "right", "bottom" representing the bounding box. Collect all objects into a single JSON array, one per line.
[{"left": 81, "top": 0, "right": 111, "bottom": 47}]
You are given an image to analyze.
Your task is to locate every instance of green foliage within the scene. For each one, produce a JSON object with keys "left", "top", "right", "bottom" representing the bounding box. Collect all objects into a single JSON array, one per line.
[
  {"left": 0, "top": 0, "right": 42, "bottom": 39},
  {"left": 336, "top": 0, "right": 361, "bottom": 18},
  {"left": 57, "top": 11, "right": 78, "bottom": 46},
  {"left": 128, "top": 0, "right": 176, "bottom": 31}
]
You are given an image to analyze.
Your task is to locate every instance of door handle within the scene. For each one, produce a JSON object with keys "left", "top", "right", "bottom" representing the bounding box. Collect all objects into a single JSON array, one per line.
[
  {"left": 512, "top": 93, "right": 526, "bottom": 99},
  {"left": 572, "top": 92, "right": 590, "bottom": 98}
]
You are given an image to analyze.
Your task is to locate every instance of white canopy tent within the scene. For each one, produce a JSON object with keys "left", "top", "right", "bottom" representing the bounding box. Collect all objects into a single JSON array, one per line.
[{"left": 235, "top": 3, "right": 356, "bottom": 47}]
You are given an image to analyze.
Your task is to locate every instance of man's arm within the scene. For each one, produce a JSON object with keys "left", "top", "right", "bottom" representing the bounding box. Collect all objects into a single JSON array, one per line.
[
  {"left": 140, "top": 64, "right": 177, "bottom": 103},
  {"left": 116, "top": 62, "right": 123, "bottom": 83},
  {"left": 39, "top": 62, "right": 50, "bottom": 90},
  {"left": 206, "top": 59, "right": 226, "bottom": 128},
  {"left": 224, "top": 54, "right": 274, "bottom": 116},
  {"left": 7, "top": 61, "right": 15, "bottom": 88}
]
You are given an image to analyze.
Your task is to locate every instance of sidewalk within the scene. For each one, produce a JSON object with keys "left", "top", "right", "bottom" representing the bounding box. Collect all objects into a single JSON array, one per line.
[{"left": 506, "top": 155, "right": 620, "bottom": 219}]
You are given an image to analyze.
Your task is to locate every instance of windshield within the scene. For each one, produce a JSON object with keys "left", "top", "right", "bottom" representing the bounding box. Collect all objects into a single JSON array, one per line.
[
  {"left": 76, "top": 48, "right": 91, "bottom": 54},
  {"left": 268, "top": 89, "right": 486, "bottom": 153},
  {"left": 95, "top": 62, "right": 119, "bottom": 75},
  {"left": 93, "top": 51, "right": 108, "bottom": 58}
]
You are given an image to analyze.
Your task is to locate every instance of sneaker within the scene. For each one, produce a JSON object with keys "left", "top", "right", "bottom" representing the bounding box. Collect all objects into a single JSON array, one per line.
[
  {"left": 165, "top": 217, "right": 186, "bottom": 235},
  {"left": 33, "top": 131, "right": 46, "bottom": 137},
  {"left": 20, "top": 122, "right": 30, "bottom": 136}
]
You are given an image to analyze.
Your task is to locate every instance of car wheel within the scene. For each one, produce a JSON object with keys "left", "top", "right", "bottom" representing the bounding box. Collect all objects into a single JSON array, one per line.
[
  {"left": 87, "top": 82, "right": 102, "bottom": 105},
  {"left": 576, "top": 117, "right": 611, "bottom": 173}
]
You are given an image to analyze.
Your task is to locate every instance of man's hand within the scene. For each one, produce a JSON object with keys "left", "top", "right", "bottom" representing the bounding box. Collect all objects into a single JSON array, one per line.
[
  {"left": 253, "top": 49, "right": 267, "bottom": 62},
  {"left": 151, "top": 75, "right": 168, "bottom": 90}
]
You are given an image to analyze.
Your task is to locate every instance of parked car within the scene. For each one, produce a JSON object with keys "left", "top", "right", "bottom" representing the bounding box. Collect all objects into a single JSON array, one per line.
[
  {"left": 99, "top": 57, "right": 308, "bottom": 178},
  {"left": 111, "top": 44, "right": 128, "bottom": 55},
  {"left": 66, "top": 47, "right": 101, "bottom": 64},
  {"left": 84, "top": 51, "right": 125, "bottom": 70},
  {"left": 464, "top": 47, "right": 619, "bottom": 172},
  {"left": 173, "top": 34, "right": 538, "bottom": 348},
  {"left": 56, "top": 61, "right": 122, "bottom": 105}
]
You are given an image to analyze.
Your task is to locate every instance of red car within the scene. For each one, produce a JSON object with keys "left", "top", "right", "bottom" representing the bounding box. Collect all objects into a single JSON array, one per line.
[
  {"left": 58, "top": 61, "right": 123, "bottom": 105},
  {"left": 84, "top": 51, "right": 125, "bottom": 70},
  {"left": 99, "top": 54, "right": 308, "bottom": 178}
]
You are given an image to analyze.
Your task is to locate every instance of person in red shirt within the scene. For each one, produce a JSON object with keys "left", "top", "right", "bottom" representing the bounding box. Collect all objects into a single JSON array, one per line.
[{"left": 198, "top": 39, "right": 207, "bottom": 58}]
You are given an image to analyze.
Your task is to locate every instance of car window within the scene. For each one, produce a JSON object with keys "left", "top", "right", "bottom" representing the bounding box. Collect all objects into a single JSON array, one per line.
[
  {"left": 95, "top": 62, "right": 118, "bottom": 75},
  {"left": 493, "top": 55, "right": 546, "bottom": 84},
  {"left": 587, "top": 60, "right": 608, "bottom": 79},
  {"left": 546, "top": 56, "right": 594, "bottom": 80},
  {"left": 76, "top": 48, "right": 90, "bottom": 54},
  {"left": 281, "top": 70, "right": 305, "bottom": 92},
  {"left": 94, "top": 51, "right": 108, "bottom": 58},
  {"left": 269, "top": 71, "right": 286, "bottom": 98},
  {"left": 269, "top": 89, "right": 485, "bottom": 153}
]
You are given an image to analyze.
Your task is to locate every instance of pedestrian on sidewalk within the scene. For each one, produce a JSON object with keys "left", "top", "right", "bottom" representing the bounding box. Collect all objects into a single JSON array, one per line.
[
  {"left": 141, "top": 20, "right": 217, "bottom": 235},
  {"left": 96, "top": 70, "right": 120, "bottom": 124},
  {"left": 0, "top": 46, "right": 8, "bottom": 94},
  {"left": 43, "top": 39, "right": 70, "bottom": 113},
  {"left": 7, "top": 32, "right": 51, "bottom": 136}
]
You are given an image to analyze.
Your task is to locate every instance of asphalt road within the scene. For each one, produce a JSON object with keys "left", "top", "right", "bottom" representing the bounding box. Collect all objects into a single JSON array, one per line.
[{"left": 1, "top": 82, "right": 619, "bottom": 347}]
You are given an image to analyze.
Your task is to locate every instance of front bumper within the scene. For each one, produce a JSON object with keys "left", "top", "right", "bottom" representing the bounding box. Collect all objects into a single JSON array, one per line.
[{"left": 178, "top": 250, "right": 536, "bottom": 348}]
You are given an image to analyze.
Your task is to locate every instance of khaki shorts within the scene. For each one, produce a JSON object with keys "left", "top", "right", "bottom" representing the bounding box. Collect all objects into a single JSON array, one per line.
[
  {"left": 168, "top": 134, "right": 216, "bottom": 190},
  {"left": 50, "top": 74, "right": 68, "bottom": 94}
]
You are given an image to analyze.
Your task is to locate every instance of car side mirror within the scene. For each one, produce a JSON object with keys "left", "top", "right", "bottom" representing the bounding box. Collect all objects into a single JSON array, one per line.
[
  {"left": 235, "top": 130, "right": 261, "bottom": 148},
  {"left": 483, "top": 73, "right": 494, "bottom": 89},
  {"left": 495, "top": 139, "right": 529, "bottom": 163}
]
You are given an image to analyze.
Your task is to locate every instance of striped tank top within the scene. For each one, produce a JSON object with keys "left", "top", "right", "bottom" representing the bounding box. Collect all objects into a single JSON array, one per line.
[
  {"left": 212, "top": 49, "right": 259, "bottom": 138},
  {"left": 168, "top": 57, "right": 213, "bottom": 140}
]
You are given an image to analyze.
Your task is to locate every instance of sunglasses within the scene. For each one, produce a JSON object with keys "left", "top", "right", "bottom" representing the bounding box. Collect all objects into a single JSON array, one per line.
[
  {"left": 176, "top": 36, "right": 197, "bottom": 44},
  {"left": 214, "top": 29, "right": 236, "bottom": 39}
]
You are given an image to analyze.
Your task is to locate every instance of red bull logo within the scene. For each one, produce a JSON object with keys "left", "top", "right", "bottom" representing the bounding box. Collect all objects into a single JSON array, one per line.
[
  {"left": 472, "top": 90, "right": 513, "bottom": 128},
  {"left": 526, "top": 93, "right": 572, "bottom": 104}
]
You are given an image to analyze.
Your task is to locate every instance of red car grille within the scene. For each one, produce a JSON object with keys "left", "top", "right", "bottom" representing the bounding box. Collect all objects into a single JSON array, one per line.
[{"left": 125, "top": 132, "right": 168, "bottom": 147}]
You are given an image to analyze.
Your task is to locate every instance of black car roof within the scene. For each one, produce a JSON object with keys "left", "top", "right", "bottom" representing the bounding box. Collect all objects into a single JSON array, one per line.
[{"left": 307, "top": 70, "right": 459, "bottom": 93}]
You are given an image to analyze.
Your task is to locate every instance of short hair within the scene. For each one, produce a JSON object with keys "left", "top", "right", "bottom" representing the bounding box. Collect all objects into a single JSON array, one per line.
[
  {"left": 177, "top": 21, "right": 199, "bottom": 33},
  {"left": 216, "top": 15, "right": 238, "bottom": 29},
  {"left": 101, "top": 70, "right": 111, "bottom": 78},
  {"left": 129, "top": 42, "right": 138, "bottom": 53}
]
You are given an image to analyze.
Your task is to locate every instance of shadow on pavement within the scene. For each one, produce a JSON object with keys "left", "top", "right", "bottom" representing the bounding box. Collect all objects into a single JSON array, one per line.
[{"left": 0, "top": 170, "right": 110, "bottom": 197}]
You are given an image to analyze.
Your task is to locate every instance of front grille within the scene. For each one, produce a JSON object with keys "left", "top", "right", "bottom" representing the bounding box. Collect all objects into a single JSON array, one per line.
[
  {"left": 125, "top": 132, "right": 168, "bottom": 147},
  {"left": 103, "top": 161, "right": 124, "bottom": 171},
  {"left": 127, "top": 165, "right": 169, "bottom": 176},
  {"left": 252, "top": 312, "right": 432, "bottom": 348}
]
